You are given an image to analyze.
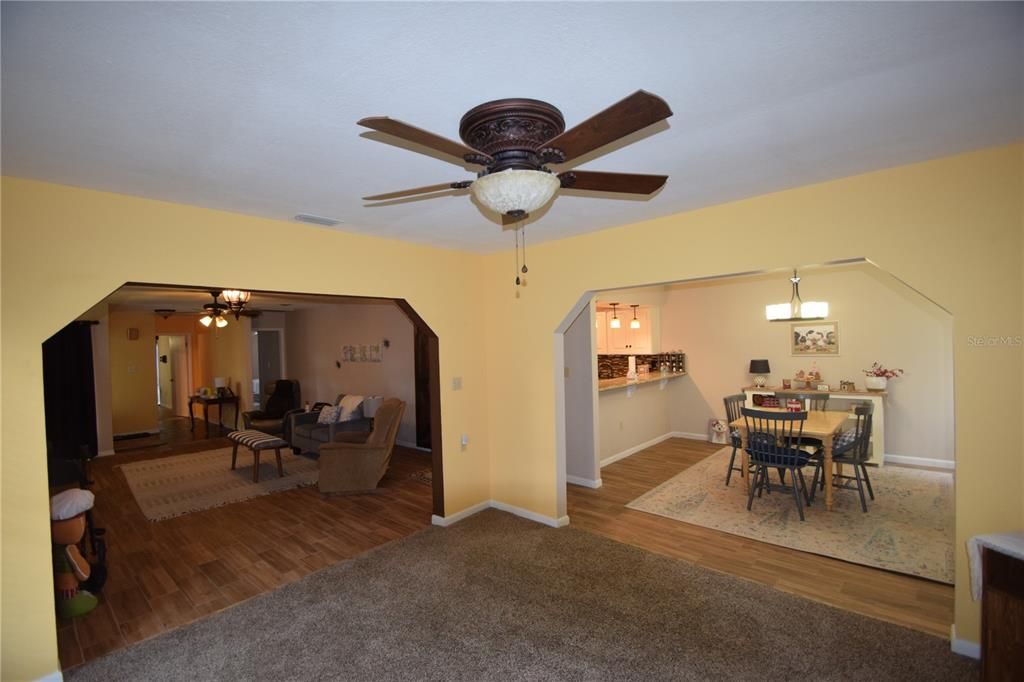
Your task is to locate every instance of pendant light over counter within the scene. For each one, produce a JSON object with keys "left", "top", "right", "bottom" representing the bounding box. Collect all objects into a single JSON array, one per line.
[
  {"left": 609, "top": 303, "right": 621, "bottom": 329},
  {"left": 630, "top": 304, "right": 641, "bottom": 329}
]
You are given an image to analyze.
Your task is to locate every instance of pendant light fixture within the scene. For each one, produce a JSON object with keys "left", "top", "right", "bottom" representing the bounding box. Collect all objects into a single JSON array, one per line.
[
  {"left": 609, "top": 303, "right": 621, "bottom": 329},
  {"left": 630, "top": 304, "right": 641, "bottom": 329},
  {"left": 765, "top": 269, "right": 828, "bottom": 321}
]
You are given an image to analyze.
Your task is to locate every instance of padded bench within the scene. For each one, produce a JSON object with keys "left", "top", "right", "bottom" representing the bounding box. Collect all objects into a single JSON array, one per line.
[{"left": 228, "top": 430, "right": 288, "bottom": 483}]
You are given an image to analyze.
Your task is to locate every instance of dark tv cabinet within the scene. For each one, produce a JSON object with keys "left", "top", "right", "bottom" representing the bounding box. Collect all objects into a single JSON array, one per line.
[{"left": 981, "top": 547, "right": 1024, "bottom": 680}]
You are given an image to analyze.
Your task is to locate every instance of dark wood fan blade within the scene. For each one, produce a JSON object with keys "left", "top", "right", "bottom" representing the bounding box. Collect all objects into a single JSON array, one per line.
[
  {"left": 502, "top": 212, "right": 530, "bottom": 226},
  {"left": 560, "top": 171, "right": 667, "bottom": 195},
  {"left": 358, "top": 117, "right": 491, "bottom": 165},
  {"left": 363, "top": 181, "right": 472, "bottom": 201},
  {"left": 543, "top": 91, "right": 672, "bottom": 163}
]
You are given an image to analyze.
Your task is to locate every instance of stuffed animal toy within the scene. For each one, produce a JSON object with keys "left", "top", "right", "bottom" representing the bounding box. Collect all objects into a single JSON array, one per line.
[
  {"left": 709, "top": 418, "right": 729, "bottom": 445},
  {"left": 51, "top": 489, "right": 98, "bottom": 618}
]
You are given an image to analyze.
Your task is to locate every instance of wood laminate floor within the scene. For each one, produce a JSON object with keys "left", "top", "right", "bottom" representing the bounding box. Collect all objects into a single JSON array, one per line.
[
  {"left": 57, "top": 427, "right": 434, "bottom": 670},
  {"left": 566, "top": 437, "right": 954, "bottom": 639}
]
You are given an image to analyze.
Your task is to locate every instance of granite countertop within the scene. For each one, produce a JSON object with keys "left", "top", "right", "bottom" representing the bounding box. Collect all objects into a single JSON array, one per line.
[{"left": 597, "top": 371, "right": 687, "bottom": 393}]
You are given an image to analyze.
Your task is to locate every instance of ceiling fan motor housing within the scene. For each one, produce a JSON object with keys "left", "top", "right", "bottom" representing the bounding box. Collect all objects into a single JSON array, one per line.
[{"left": 459, "top": 99, "right": 565, "bottom": 175}]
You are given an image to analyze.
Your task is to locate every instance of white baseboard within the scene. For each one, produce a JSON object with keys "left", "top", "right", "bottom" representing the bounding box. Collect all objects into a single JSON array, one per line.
[
  {"left": 396, "top": 439, "right": 432, "bottom": 453},
  {"left": 490, "top": 500, "right": 570, "bottom": 528},
  {"left": 35, "top": 671, "right": 63, "bottom": 682},
  {"left": 432, "top": 500, "right": 569, "bottom": 529},
  {"left": 670, "top": 431, "right": 710, "bottom": 441},
  {"left": 430, "top": 500, "right": 490, "bottom": 527},
  {"left": 97, "top": 449, "right": 116, "bottom": 457},
  {"left": 600, "top": 433, "right": 675, "bottom": 468},
  {"left": 949, "top": 624, "right": 980, "bottom": 659},
  {"left": 566, "top": 475, "right": 603, "bottom": 489},
  {"left": 885, "top": 454, "right": 955, "bottom": 470}
]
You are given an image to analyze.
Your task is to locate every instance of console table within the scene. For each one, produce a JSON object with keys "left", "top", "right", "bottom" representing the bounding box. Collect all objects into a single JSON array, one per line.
[
  {"left": 742, "top": 386, "right": 886, "bottom": 466},
  {"left": 189, "top": 394, "right": 240, "bottom": 435}
]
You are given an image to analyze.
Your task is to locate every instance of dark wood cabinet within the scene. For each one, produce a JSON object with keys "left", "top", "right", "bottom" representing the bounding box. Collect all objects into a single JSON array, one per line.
[{"left": 981, "top": 547, "right": 1024, "bottom": 680}]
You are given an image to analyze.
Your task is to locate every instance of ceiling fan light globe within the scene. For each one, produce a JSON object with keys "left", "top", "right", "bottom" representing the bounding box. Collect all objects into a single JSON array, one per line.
[
  {"left": 199, "top": 315, "right": 213, "bottom": 327},
  {"left": 215, "top": 316, "right": 229, "bottom": 328},
  {"left": 471, "top": 169, "right": 560, "bottom": 216}
]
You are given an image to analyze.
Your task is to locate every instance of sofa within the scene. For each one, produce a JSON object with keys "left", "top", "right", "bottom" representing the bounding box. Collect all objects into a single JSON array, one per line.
[{"left": 288, "top": 393, "right": 373, "bottom": 455}]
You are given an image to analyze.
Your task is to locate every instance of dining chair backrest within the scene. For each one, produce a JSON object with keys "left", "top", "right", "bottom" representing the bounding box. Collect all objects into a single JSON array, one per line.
[
  {"left": 723, "top": 394, "right": 745, "bottom": 446},
  {"left": 838, "top": 402, "right": 874, "bottom": 459},
  {"left": 775, "top": 392, "right": 829, "bottom": 411},
  {"left": 741, "top": 407, "right": 809, "bottom": 467}
]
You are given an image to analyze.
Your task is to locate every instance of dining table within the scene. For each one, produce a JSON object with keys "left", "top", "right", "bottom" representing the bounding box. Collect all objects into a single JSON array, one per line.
[{"left": 729, "top": 410, "right": 852, "bottom": 512}]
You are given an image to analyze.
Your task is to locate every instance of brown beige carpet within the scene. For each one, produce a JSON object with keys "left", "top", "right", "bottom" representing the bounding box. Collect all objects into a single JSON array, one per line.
[
  {"left": 66, "top": 509, "right": 975, "bottom": 681},
  {"left": 628, "top": 447, "right": 954, "bottom": 583},
  {"left": 118, "top": 446, "right": 318, "bottom": 521}
]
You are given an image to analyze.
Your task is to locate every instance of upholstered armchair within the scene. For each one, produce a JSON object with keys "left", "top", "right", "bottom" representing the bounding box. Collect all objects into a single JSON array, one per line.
[
  {"left": 318, "top": 399, "right": 405, "bottom": 494},
  {"left": 241, "top": 379, "right": 302, "bottom": 436}
]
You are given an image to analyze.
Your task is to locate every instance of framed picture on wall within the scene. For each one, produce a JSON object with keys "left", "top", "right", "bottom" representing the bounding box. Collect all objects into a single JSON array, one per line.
[{"left": 791, "top": 321, "right": 840, "bottom": 356}]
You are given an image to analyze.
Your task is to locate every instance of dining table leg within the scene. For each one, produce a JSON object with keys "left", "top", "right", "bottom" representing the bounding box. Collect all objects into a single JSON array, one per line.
[{"left": 823, "top": 431, "right": 835, "bottom": 511}]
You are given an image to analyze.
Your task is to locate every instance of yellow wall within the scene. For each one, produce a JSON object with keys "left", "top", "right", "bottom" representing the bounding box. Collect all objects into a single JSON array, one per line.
[
  {"left": 108, "top": 310, "right": 158, "bottom": 434},
  {"left": 1, "top": 143, "right": 1022, "bottom": 679},
  {"left": 0, "top": 179, "right": 493, "bottom": 680},
  {"left": 207, "top": 315, "right": 253, "bottom": 414},
  {"left": 479, "top": 142, "right": 1022, "bottom": 649}
]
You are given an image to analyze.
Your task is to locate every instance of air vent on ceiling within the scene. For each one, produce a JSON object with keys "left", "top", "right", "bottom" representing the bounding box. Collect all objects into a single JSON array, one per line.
[{"left": 294, "top": 213, "right": 341, "bottom": 227}]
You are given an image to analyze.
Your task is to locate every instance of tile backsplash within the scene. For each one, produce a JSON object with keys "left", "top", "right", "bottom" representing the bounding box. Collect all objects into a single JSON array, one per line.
[{"left": 598, "top": 353, "right": 686, "bottom": 379}]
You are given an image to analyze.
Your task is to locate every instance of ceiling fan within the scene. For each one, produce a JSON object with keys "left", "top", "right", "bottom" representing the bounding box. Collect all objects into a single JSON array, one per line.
[
  {"left": 197, "top": 290, "right": 254, "bottom": 327},
  {"left": 358, "top": 90, "right": 673, "bottom": 224}
]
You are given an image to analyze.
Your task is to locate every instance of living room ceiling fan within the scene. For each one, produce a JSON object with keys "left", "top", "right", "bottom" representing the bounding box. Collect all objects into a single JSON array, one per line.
[
  {"left": 197, "top": 290, "right": 254, "bottom": 327},
  {"left": 358, "top": 90, "right": 673, "bottom": 225}
]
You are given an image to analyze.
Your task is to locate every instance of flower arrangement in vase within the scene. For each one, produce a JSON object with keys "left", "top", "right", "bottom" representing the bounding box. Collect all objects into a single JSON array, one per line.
[{"left": 862, "top": 362, "right": 904, "bottom": 391}]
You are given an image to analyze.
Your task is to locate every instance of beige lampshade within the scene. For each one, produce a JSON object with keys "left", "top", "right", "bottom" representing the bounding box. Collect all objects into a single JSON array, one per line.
[{"left": 471, "top": 169, "right": 560, "bottom": 215}]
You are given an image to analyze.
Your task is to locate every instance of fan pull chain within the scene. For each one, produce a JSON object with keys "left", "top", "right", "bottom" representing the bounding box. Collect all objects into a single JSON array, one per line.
[
  {"left": 514, "top": 228, "right": 521, "bottom": 286},
  {"left": 521, "top": 226, "right": 528, "bottom": 274}
]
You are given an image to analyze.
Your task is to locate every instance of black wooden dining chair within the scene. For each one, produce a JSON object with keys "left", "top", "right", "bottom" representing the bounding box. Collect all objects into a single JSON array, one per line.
[
  {"left": 809, "top": 403, "right": 874, "bottom": 512},
  {"left": 741, "top": 407, "right": 814, "bottom": 521},
  {"left": 723, "top": 394, "right": 748, "bottom": 486},
  {"left": 775, "top": 391, "right": 829, "bottom": 450}
]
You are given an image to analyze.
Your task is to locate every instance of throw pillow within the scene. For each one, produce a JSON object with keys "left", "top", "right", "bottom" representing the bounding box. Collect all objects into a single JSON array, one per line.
[
  {"left": 317, "top": 405, "right": 341, "bottom": 424},
  {"left": 337, "top": 394, "right": 364, "bottom": 422}
]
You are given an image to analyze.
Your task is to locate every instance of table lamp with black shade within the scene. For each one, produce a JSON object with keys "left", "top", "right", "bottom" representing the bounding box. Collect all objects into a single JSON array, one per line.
[{"left": 749, "top": 359, "right": 771, "bottom": 387}]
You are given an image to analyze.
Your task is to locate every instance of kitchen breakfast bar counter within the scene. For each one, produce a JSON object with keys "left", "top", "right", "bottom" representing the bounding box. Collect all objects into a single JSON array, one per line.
[{"left": 598, "top": 371, "right": 688, "bottom": 392}]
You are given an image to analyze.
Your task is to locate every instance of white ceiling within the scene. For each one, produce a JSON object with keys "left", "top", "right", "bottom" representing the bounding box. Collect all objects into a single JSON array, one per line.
[{"left": 3, "top": 2, "right": 1021, "bottom": 252}]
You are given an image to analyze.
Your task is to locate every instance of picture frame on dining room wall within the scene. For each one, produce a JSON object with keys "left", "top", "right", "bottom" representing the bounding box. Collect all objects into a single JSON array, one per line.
[{"left": 791, "top": 320, "right": 840, "bottom": 356}]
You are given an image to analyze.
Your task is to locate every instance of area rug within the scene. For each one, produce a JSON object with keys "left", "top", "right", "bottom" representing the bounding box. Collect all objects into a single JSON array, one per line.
[
  {"left": 118, "top": 447, "right": 318, "bottom": 521},
  {"left": 627, "top": 447, "right": 954, "bottom": 583},
  {"left": 66, "top": 509, "right": 974, "bottom": 681}
]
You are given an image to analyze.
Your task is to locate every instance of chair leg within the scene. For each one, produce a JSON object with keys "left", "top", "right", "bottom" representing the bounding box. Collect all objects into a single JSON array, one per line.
[
  {"left": 861, "top": 464, "right": 875, "bottom": 500},
  {"left": 756, "top": 466, "right": 768, "bottom": 498},
  {"left": 231, "top": 442, "right": 239, "bottom": 470},
  {"left": 808, "top": 463, "right": 819, "bottom": 503},
  {"left": 253, "top": 450, "right": 261, "bottom": 483},
  {"left": 746, "top": 465, "right": 760, "bottom": 511},
  {"left": 777, "top": 467, "right": 786, "bottom": 485},
  {"left": 725, "top": 446, "right": 737, "bottom": 486},
  {"left": 790, "top": 470, "right": 805, "bottom": 521},
  {"left": 854, "top": 462, "right": 868, "bottom": 513},
  {"left": 797, "top": 469, "right": 810, "bottom": 506},
  {"left": 275, "top": 448, "right": 284, "bottom": 478}
]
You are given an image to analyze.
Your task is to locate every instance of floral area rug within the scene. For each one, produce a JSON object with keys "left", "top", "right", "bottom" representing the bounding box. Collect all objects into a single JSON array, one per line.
[{"left": 626, "top": 447, "right": 954, "bottom": 583}]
